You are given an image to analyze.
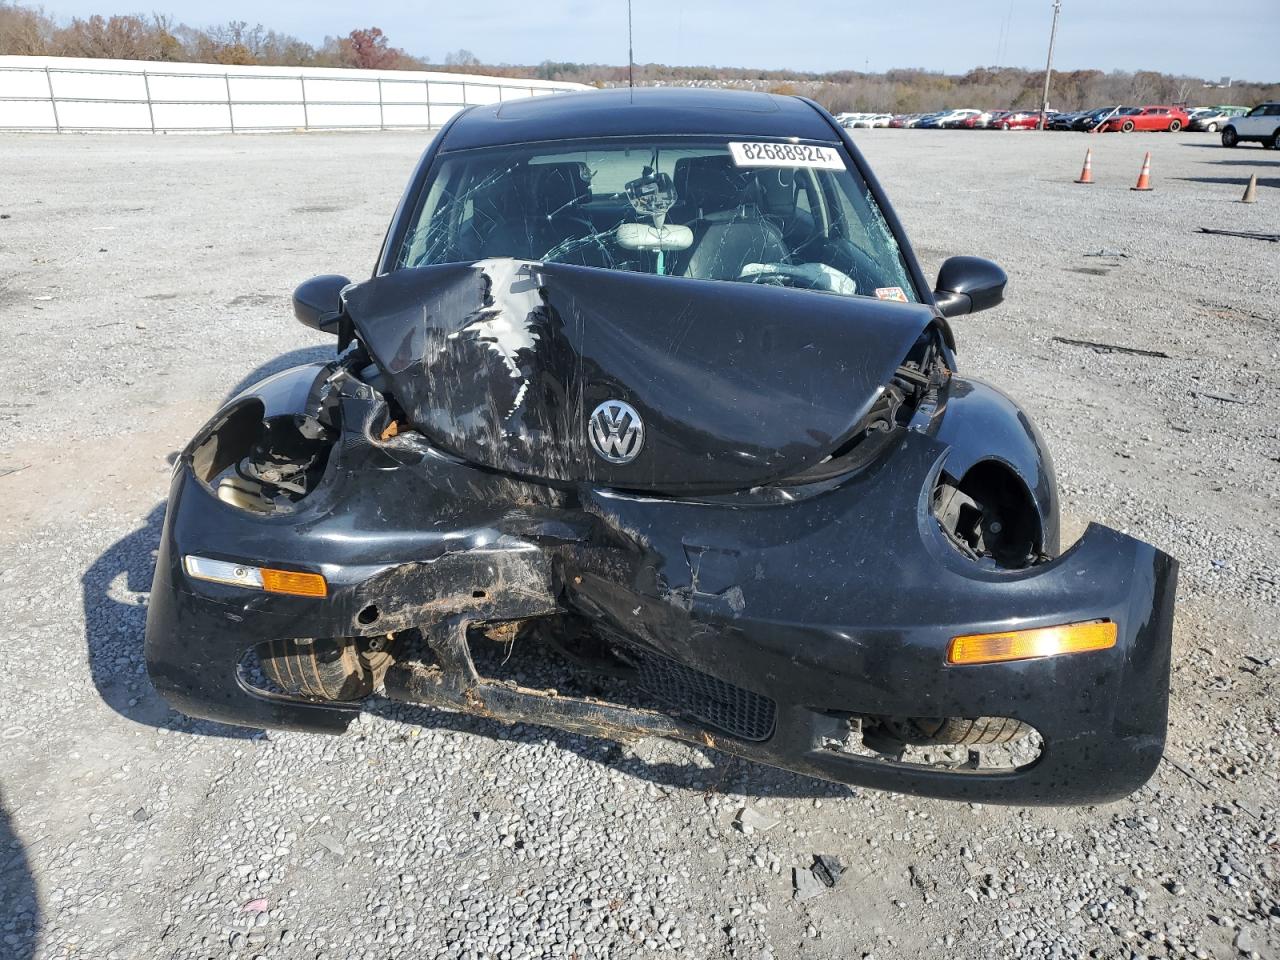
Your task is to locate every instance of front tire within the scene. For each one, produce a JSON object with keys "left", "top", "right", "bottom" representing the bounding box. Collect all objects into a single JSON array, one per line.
[
  {"left": 1122, "top": 120, "right": 1135, "bottom": 132},
  {"left": 1222, "top": 126, "right": 1238, "bottom": 147},
  {"left": 1270, "top": 128, "right": 1280, "bottom": 150},
  {"left": 885, "top": 716, "right": 1032, "bottom": 746},
  {"left": 1206, "top": 121, "right": 1218, "bottom": 132}
]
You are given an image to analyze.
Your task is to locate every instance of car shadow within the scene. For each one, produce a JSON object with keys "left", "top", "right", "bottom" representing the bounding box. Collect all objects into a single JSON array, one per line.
[
  {"left": 0, "top": 791, "right": 39, "bottom": 960},
  {"left": 1179, "top": 141, "right": 1267, "bottom": 149},
  {"left": 1176, "top": 175, "right": 1280, "bottom": 189},
  {"left": 1204, "top": 158, "right": 1280, "bottom": 167},
  {"left": 81, "top": 347, "right": 342, "bottom": 740},
  {"left": 362, "top": 698, "right": 853, "bottom": 799},
  {"left": 81, "top": 502, "right": 262, "bottom": 739}
]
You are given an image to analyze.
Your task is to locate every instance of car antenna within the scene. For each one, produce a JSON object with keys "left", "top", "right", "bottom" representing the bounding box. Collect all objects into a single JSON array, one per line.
[{"left": 627, "top": 0, "right": 635, "bottom": 91}]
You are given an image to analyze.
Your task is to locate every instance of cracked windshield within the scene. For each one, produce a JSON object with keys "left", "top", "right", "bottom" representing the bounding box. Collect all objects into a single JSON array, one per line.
[{"left": 397, "top": 138, "right": 918, "bottom": 301}]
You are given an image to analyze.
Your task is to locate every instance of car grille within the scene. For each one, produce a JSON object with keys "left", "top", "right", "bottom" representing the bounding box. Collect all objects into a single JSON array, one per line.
[{"left": 615, "top": 640, "right": 777, "bottom": 742}]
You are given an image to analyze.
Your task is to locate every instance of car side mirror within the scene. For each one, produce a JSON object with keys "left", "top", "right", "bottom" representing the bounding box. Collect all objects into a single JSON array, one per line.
[
  {"left": 932, "top": 256, "right": 1007, "bottom": 317},
  {"left": 293, "top": 274, "right": 351, "bottom": 332}
]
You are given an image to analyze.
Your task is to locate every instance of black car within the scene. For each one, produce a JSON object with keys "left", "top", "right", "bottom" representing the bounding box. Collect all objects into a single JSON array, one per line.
[
  {"left": 1072, "top": 106, "right": 1130, "bottom": 131},
  {"left": 145, "top": 88, "right": 1177, "bottom": 805}
]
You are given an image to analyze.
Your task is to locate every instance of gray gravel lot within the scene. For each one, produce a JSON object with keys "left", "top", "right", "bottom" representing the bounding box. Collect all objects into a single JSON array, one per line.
[{"left": 0, "top": 127, "right": 1277, "bottom": 960}]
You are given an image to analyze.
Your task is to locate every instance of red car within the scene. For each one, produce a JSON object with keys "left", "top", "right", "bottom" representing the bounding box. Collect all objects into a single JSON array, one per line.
[
  {"left": 1099, "top": 105, "right": 1189, "bottom": 132},
  {"left": 995, "top": 111, "right": 1041, "bottom": 130}
]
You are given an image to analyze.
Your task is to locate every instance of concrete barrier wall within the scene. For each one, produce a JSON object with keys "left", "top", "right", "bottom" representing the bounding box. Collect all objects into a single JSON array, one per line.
[{"left": 0, "top": 56, "right": 592, "bottom": 133}]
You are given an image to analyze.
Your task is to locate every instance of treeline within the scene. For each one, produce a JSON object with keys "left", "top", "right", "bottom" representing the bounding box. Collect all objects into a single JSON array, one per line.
[
  {"left": 0, "top": 3, "right": 476, "bottom": 71},
  {"left": 2, "top": 2, "right": 1276, "bottom": 110}
]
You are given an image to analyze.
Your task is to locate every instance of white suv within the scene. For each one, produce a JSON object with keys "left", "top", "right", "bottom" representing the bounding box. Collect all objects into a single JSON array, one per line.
[{"left": 1222, "top": 102, "right": 1280, "bottom": 148}]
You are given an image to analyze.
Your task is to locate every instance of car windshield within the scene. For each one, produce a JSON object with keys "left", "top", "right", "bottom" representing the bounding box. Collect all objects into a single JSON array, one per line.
[{"left": 397, "top": 137, "right": 919, "bottom": 303}]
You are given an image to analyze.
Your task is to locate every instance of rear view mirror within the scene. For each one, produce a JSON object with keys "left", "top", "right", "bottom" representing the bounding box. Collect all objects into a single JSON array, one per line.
[
  {"left": 293, "top": 274, "right": 351, "bottom": 332},
  {"left": 933, "top": 256, "right": 1007, "bottom": 317}
]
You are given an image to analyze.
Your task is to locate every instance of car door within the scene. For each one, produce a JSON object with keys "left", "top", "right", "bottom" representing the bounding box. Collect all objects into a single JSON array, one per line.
[
  {"left": 1237, "top": 105, "right": 1268, "bottom": 136},
  {"left": 1262, "top": 105, "right": 1280, "bottom": 136},
  {"left": 1140, "top": 109, "right": 1164, "bottom": 131}
]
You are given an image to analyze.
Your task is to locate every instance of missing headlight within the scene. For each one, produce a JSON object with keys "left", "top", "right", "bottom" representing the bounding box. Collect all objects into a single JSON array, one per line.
[
  {"left": 933, "top": 460, "right": 1042, "bottom": 569},
  {"left": 190, "top": 401, "right": 335, "bottom": 514}
]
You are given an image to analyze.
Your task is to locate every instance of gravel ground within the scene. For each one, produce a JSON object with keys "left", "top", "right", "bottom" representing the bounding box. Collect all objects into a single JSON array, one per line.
[{"left": 0, "top": 127, "right": 1277, "bottom": 960}]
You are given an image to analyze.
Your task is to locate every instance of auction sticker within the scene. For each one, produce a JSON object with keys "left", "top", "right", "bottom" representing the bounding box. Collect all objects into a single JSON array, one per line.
[
  {"left": 728, "top": 141, "right": 844, "bottom": 170},
  {"left": 875, "top": 287, "right": 908, "bottom": 302}
]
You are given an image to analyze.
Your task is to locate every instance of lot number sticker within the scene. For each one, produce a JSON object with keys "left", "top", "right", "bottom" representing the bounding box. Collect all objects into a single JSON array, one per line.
[{"left": 728, "top": 142, "right": 844, "bottom": 170}]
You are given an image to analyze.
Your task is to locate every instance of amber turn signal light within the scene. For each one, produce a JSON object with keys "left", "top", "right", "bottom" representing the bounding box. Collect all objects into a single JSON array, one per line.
[
  {"left": 184, "top": 556, "right": 327, "bottom": 598},
  {"left": 947, "top": 620, "right": 1117, "bottom": 666},
  {"left": 260, "top": 568, "right": 328, "bottom": 598}
]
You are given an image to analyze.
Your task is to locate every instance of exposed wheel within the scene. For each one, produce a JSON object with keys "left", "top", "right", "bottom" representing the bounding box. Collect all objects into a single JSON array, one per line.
[
  {"left": 1206, "top": 121, "right": 1218, "bottom": 132},
  {"left": 260, "top": 637, "right": 374, "bottom": 701},
  {"left": 999, "top": 122, "right": 1010, "bottom": 130},
  {"left": 1169, "top": 119, "right": 1182, "bottom": 132},
  {"left": 1122, "top": 120, "right": 1135, "bottom": 132},
  {"left": 1270, "top": 128, "right": 1280, "bottom": 149},
  {"left": 883, "top": 716, "right": 1032, "bottom": 746},
  {"left": 1222, "top": 126, "right": 1238, "bottom": 147}
]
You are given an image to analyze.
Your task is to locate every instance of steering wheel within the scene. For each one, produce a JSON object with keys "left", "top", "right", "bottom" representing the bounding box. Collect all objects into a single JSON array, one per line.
[{"left": 741, "top": 268, "right": 820, "bottom": 290}]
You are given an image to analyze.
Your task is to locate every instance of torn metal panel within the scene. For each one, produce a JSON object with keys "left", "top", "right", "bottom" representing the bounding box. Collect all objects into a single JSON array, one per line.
[{"left": 344, "top": 258, "right": 934, "bottom": 493}]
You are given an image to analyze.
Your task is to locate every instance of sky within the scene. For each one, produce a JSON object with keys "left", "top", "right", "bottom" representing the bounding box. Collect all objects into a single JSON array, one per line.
[{"left": 34, "top": 0, "right": 1279, "bottom": 81}]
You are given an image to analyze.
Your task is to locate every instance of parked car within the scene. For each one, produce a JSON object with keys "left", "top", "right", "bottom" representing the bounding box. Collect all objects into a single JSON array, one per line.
[
  {"left": 1072, "top": 106, "right": 1129, "bottom": 131},
  {"left": 995, "top": 111, "right": 1042, "bottom": 130},
  {"left": 846, "top": 113, "right": 894, "bottom": 129},
  {"left": 144, "top": 86, "right": 1176, "bottom": 806},
  {"left": 940, "top": 109, "right": 987, "bottom": 128},
  {"left": 1221, "top": 102, "right": 1280, "bottom": 148},
  {"left": 1187, "top": 108, "right": 1230, "bottom": 132},
  {"left": 914, "top": 112, "right": 948, "bottom": 128},
  {"left": 1099, "top": 105, "right": 1189, "bottom": 132}
]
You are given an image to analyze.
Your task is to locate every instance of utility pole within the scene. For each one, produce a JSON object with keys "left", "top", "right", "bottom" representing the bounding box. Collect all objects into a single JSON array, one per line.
[
  {"left": 627, "top": 0, "right": 634, "bottom": 88},
  {"left": 1039, "top": 0, "right": 1061, "bottom": 130}
]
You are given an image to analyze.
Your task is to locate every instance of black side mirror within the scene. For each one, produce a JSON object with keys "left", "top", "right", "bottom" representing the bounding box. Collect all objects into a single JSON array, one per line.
[
  {"left": 932, "top": 256, "right": 1007, "bottom": 317},
  {"left": 293, "top": 275, "right": 351, "bottom": 332}
]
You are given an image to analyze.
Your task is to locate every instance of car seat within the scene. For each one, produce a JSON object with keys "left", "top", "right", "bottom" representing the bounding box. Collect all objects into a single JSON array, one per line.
[{"left": 668, "top": 156, "right": 789, "bottom": 281}]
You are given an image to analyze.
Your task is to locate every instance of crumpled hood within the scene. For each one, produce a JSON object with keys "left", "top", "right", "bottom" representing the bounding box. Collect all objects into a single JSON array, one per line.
[{"left": 343, "top": 259, "right": 934, "bottom": 492}]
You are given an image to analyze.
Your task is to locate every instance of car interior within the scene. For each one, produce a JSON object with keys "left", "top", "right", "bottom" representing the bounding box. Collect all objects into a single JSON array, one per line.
[{"left": 401, "top": 143, "right": 915, "bottom": 301}]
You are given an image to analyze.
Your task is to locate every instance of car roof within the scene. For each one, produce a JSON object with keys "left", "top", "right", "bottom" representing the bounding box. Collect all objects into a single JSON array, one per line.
[{"left": 437, "top": 87, "right": 838, "bottom": 152}]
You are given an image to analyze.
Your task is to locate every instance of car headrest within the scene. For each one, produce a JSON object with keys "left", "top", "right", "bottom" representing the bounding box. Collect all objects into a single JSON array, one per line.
[
  {"left": 672, "top": 155, "right": 750, "bottom": 215},
  {"left": 753, "top": 167, "right": 798, "bottom": 219},
  {"left": 532, "top": 162, "right": 590, "bottom": 215}
]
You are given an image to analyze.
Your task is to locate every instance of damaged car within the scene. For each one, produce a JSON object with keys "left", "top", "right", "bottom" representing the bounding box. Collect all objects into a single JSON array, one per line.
[{"left": 146, "top": 88, "right": 1178, "bottom": 805}]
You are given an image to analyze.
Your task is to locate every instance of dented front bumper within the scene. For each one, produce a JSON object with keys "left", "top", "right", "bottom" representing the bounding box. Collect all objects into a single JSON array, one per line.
[{"left": 145, "top": 367, "right": 1177, "bottom": 805}]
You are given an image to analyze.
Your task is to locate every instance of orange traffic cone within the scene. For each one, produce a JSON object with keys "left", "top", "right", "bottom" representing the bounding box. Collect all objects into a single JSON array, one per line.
[
  {"left": 1075, "top": 148, "right": 1094, "bottom": 184},
  {"left": 1241, "top": 174, "right": 1257, "bottom": 203},
  {"left": 1131, "top": 152, "right": 1153, "bottom": 192}
]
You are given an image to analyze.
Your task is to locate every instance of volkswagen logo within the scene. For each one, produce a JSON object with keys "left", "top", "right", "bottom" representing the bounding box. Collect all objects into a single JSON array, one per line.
[{"left": 588, "top": 400, "right": 644, "bottom": 465}]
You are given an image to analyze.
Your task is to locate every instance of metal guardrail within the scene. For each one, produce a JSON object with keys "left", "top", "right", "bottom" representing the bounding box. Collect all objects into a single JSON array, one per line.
[{"left": 0, "top": 63, "right": 560, "bottom": 133}]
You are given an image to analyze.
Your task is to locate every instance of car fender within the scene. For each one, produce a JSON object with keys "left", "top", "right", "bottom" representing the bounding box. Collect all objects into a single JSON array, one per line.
[{"left": 933, "top": 374, "right": 1061, "bottom": 555}]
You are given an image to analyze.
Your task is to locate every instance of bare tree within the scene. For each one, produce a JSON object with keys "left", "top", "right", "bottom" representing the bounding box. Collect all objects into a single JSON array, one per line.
[{"left": 0, "top": 1, "right": 56, "bottom": 54}]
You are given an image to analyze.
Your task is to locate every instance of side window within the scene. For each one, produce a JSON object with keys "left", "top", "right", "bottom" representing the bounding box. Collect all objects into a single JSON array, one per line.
[
  {"left": 1248, "top": 106, "right": 1266, "bottom": 117},
  {"left": 1266, "top": 105, "right": 1280, "bottom": 116}
]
